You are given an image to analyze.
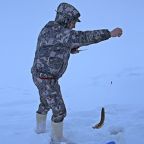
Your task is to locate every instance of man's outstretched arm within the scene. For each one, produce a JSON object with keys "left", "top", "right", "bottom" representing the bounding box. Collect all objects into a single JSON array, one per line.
[{"left": 68, "top": 27, "right": 123, "bottom": 50}]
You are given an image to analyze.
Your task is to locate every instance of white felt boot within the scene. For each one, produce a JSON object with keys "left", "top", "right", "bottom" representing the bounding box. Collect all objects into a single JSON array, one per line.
[
  {"left": 35, "top": 113, "right": 47, "bottom": 134},
  {"left": 50, "top": 121, "right": 74, "bottom": 144}
]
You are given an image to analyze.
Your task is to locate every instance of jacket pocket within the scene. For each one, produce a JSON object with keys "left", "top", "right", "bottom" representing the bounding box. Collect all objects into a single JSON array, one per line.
[{"left": 48, "top": 57, "right": 63, "bottom": 75}]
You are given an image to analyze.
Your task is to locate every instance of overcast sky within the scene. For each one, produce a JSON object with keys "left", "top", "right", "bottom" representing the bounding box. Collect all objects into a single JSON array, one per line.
[{"left": 0, "top": 0, "right": 144, "bottom": 107}]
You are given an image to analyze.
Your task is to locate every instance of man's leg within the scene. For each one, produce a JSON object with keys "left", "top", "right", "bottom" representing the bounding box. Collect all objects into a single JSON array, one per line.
[
  {"left": 35, "top": 96, "right": 50, "bottom": 133},
  {"left": 32, "top": 76, "right": 50, "bottom": 134},
  {"left": 36, "top": 78, "right": 66, "bottom": 121},
  {"left": 33, "top": 76, "right": 67, "bottom": 141},
  {"left": 46, "top": 80, "right": 67, "bottom": 143}
]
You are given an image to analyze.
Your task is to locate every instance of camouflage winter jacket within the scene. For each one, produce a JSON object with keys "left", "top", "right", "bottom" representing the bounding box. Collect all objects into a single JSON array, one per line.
[{"left": 31, "top": 3, "right": 111, "bottom": 79}]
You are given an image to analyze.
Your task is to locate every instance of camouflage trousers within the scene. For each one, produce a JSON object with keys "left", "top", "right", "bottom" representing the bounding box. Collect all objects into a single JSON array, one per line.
[{"left": 32, "top": 75, "right": 66, "bottom": 123}]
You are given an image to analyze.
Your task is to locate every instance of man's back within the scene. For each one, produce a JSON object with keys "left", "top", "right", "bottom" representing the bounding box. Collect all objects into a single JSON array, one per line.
[{"left": 31, "top": 21, "right": 72, "bottom": 78}]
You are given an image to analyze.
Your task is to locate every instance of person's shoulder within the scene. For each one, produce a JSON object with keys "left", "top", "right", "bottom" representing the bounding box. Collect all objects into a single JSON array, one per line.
[{"left": 44, "top": 21, "right": 56, "bottom": 27}]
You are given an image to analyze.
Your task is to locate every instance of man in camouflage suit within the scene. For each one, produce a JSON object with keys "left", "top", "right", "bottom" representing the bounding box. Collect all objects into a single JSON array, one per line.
[{"left": 31, "top": 2, "right": 122, "bottom": 144}]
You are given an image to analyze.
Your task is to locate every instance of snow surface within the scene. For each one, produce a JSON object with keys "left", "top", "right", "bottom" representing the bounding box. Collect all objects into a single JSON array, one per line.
[{"left": 0, "top": 71, "right": 144, "bottom": 144}]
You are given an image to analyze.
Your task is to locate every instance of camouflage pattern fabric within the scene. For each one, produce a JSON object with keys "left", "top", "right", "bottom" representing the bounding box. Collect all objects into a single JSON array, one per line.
[
  {"left": 31, "top": 21, "right": 111, "bottom": 79},
  {"left": 32, "top": 76, "right": 66, "bottom": 123},
  {"left": 55, "top": 2, "right": 81, "bottom": 26},
  {"left": 31, "top": 2, "right": 111, "bottom": 123}
]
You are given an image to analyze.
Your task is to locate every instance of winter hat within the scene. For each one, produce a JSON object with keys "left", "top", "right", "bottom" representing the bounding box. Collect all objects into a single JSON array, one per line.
[{"left": 55, "top": 2, "right": 81, "bottom": 26}]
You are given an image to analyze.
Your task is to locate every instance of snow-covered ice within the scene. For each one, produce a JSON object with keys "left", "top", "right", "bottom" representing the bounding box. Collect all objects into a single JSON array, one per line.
[{"left": 0, "top": 71, "right": 144, "bottom": 144}]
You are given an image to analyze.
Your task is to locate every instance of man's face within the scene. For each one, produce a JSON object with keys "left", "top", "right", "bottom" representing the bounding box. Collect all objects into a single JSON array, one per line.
[{"left": 68, "top": 20, "right": 77, "bottom": 29}]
